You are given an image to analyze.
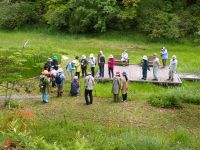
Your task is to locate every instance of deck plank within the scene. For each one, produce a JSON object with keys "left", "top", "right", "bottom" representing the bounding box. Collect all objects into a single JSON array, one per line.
[{"left": 96, "top": 64, "right": 182, "bottom": 85}]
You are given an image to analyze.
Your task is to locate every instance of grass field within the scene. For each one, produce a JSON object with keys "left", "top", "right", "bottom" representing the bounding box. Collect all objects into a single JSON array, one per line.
[{"left": 0, "top": 29, "right": 200, "bottom": 149}]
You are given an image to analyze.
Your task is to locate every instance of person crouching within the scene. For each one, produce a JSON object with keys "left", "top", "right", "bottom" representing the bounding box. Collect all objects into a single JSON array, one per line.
[{"left": 70, "top": 76, "right": 80, "bottom": 96}]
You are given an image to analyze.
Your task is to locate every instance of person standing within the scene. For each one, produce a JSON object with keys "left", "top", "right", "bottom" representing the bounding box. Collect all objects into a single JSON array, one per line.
[
  {"left": 39, "top": 71, "right": 50, "bottom": 103},
  {"left": 108, "top": 55, "right": 115, "bottom": 79},
  {"left": 152, "top": 53, "right": 160, "bottom": 81},
  {"left": 80, "top": 55, "right": 88, "bottom": 77},
  {"left": 66, "top": 60, "right": 76, "bottom": 81},
  {"left": 55, "top": 68, "right": 66, "bottom": 97},
  {"left": 70, "top": 76, "right": 80, "bottom": 96},
  {"left": 74, "top": 56, "right": 81, "bottom": 78},
  {"left": 112, "top": 72, "right": 121, "bottom": 102},
  {"left": 168, "top": 55, "right": 178, "bottom": 81},
  {"left": 84, "top": 72, "right": 95, "bottom": 105},
  {"left": 89, "top": 53, "right": 96, "bottom": 77},
  {"left": 160, "top": 47, "right": 168, "bottom": 68},
  {"left": 99, "top": 51, "right": 105, "bottom": 77},
  {"left": 141, "top": 56, "right": 150, "bottom": 80},
  {"left": 121, "top": 72, "right": 128, "bottom": 102}
]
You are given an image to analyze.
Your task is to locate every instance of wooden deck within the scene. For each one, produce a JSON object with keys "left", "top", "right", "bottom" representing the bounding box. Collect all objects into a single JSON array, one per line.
[
  {"left": 178, "top": 73, "right": 200, "bottom": 81},
  {"left": 96, "top": 64, "right": 182, "bottom": 85}
]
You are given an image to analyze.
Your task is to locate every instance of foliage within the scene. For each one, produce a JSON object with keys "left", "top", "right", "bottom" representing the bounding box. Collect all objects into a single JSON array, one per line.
[
  {"left": 46, "top": 0, "right": 117, "bottom": 33},
  {"left": 0, "top": 0, "right": 39, "bottom": 29},
  {"left": 148, "top": 93, "right": 182, "bottom": 108},
  {"left": 4, "top": 100, "right": 21, "bottom": 109}
]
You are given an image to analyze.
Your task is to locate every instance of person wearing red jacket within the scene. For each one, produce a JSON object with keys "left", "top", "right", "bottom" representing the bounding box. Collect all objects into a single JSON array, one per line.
[{"left": 108, "top": 55, "right": 115, "bottom": 79}]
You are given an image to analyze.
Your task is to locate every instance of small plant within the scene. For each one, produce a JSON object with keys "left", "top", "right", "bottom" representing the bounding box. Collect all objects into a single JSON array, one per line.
[
  {"left": 4, "top": 100, "right": 21, "bottom": 109},
  {"left": 148, "top": 93, "right": 182, "bottom": 108}
]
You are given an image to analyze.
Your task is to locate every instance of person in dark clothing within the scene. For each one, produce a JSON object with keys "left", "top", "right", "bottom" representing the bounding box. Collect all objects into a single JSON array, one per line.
[
  {"left": 44, "top": 58, "right": 52, "bottom": 71},
  {"left": 51, "top": 56, "right": 59, "bottom": 70},
  {"left": 70, "top": 76, "right": 80, "bottom": 96},
  {"left": 141, "top": 55, "right": 150, "bottom": 80},
  {"left": 99, "top": 51, "right": 105, "bottom": 77},
  {"left": 81, "top": 55, "right": 88, "bottom": 77}
]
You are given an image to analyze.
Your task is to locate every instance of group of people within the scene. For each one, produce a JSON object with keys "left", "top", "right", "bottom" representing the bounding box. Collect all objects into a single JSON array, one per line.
[
  {"left": 141, "top": 47, "right": 178, "bottom": 81},
  {"left": 39, "top": 47, "right": 178, "bottom": 104},
  {"left": 39, "top": 55, "right": 94, "bottom": 104}
]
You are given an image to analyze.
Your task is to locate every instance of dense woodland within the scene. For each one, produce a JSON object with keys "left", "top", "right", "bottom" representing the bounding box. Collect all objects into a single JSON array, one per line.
[{"left": 0, "top": 0, "right": 200, "bottom": 39}]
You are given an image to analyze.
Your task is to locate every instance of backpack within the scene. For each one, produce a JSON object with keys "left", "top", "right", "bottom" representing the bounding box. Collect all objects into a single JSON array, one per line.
[
  {"left": 39, "top": 79, "right": 46, "bottom": 90},
  {"left": 55, "top": 74, "right": 62, "bottom": 84},
  {"left": 99, "top": 55, "right": 105, "bottom": 63}
]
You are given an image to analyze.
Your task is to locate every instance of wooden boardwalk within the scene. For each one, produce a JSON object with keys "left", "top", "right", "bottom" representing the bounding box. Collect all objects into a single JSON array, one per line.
[{"left": 96, "top": 64, "right": 182, "bottom": 85}]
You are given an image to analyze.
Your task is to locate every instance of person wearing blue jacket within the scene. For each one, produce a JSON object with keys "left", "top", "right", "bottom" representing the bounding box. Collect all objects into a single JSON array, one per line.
[
  {"left": 66, "top": 60, "right": 76, "bottom": 81},
  {"left": 160, "top": 47, "right": 168, "bottom": 68},
  {"left": 55, "top": 68, "right": 66, "bottom": 97}
]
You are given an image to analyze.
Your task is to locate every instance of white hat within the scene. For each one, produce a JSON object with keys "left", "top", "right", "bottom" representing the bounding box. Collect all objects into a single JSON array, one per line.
[
  {"left": 90, "top": 53, "right": 94, "bottom": 58},
  {"left": 58, "top": 68, "right": 63, "bottom": 72},
  {"left": 82, "top": 55, "right": 86, "bottom": 59},
  {"left": 47, "top": 58, "right": 52, "bottom": 61},
  {"left": 100, "top": 51, "right": 103, "bottom": 54},
  {"left": 142, "top": 55, "right": 148, "bottom": 60},
  {"left": 153, "top": 53, "right": 157, "bottom": 57},
  {"left": 162, "top": 47, "right": 166, "bottom": 50},
  {"left": 87, "top": 72, "right": 91, "bottom": 75},
  {"left": 109, "top": 55, "right": 113, "bottom": 58},
  {"left": 72, "top": 60, "right": 76, "bottom": 64},
  {"left": 172, "top": 55, "right": 176, "bottom": 59},
  {"left": 74, "top": 76, "right": 78, "bottom": 80}
]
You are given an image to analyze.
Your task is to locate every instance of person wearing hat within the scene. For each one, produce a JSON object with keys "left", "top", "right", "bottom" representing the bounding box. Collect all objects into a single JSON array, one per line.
[
  {"left": 97, "top": 51, "right": 103, "bottom": 75},
  {"left": 74, "top": 56, "right": 81, "bottom": 79},
  {"left": 84, "top": 72, "right": 95, "bottom": 105},
  {"left": 66, "top": 60, "right": 76, "bottom": 81},
  {"left": 160, "top": 47, "right": 168, "bottom": 68},
  {"left": 141, "top": 55, "right": 150, "bottom": 80},
  {"left": 88, "top": 53, "right": 96, "bottom": 77},
  {"left": 51, "top": 56, "right": 59, "bottom": 70},
  {"left": 121, "top": 72, "right": 128, "bottom": 102},
  {"left": 108, "top": 54, "right": 115, "bottom": 78},
  {"left": 44, "top": 58, "right": 52, "bottom": 71},
  {"left": 70, "top": 76, "right": 80, "bottom": 96},
  {"left": 55, "top": 68, "right": 66, "bottom": 97},
  {"left": 49, "top": 66, "right": 57, "bottom": 88},
  {"left": 98, "top": 51, "right": 105, "bottom": 77},
  {"left": 80, "top": 55, "right": 88, "bottom": 77},
  {"left": 152, "top": 53, "right": 160, "bottom": 81},
  {"left": 39, "top": 71, "right": 50, "bottom": 103},
  {"left": 121, "top": 50, "right": 129, "bottom": 66},
  {"left": 168, "top": 55, "right": 178, "bottom": 81},
  {"left": 112, "top": 72, "right": 121, "bottom": 102}
]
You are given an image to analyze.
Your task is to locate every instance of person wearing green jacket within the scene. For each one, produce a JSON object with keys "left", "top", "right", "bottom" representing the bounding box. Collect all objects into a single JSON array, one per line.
[
  {"left": 75, "top": 56, "right": 81, "bottom": 78},
  {"left": 39, "top": 71, "right": 50, "bottom": 103}
]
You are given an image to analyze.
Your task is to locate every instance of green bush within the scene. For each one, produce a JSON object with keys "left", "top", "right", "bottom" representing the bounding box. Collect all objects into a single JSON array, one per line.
[
  {"left": 148, "top": 93, "right": 182, "bottom": 108},
  {"left": 0, "top": 1, "right": 39, "bottom": 29},
  {"left": 46, "top": 0, "right": 117, "bottom": 33}
]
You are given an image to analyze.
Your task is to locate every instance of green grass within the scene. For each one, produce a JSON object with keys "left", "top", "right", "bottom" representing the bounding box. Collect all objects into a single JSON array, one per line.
[
  {"left": 0, "top": 29, "right": 200, "bottom": 73},
  {"left": 0, "top": 28, "right": 200, "bottom": 149}
]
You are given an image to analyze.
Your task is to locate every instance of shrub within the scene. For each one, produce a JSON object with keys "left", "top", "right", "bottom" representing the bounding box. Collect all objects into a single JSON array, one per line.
[
  {"left": 4, "top": 100, "right": 21, "bottom": 109},
  {"left": 0, "top": 1, "right": 39, "bottom": 29},
  {"left": 46, "top": 0, "right": 117, "bottom": 33},
  {"left": 148, "top": 93, "right": 182, "bottom": 108}
]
